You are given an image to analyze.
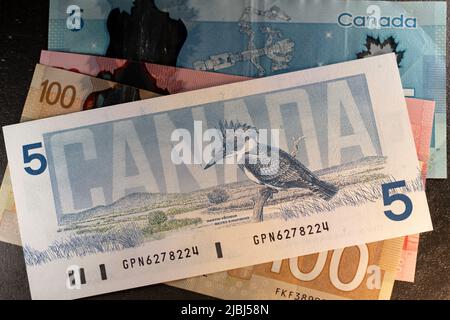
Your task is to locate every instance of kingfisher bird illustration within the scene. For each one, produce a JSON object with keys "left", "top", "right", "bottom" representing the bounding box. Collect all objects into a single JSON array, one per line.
[{"left": 204, "top": 121, "right": 338, "bottom": 221}]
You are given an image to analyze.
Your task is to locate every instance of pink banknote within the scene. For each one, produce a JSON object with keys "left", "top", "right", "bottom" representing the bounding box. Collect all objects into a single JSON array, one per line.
[
  {"left": 398, "top": 98, "right": 435, "bottom": 282},
  {"left": 397, "top": 234, "right": 421, "bottom": 282},
  {"left": 405, "top": 98, "right": 435, "bottom": 184},
  {"left": 40, "top": 50, "right": 248, "bottom": 94},
  {"left": 39, "top": 51, "right": 435, "bottom": 283}
]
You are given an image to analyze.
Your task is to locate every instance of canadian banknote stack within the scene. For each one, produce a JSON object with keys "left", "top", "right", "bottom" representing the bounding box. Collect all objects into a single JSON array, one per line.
[{"left": 0, "top": 0, "right": 446, "bottom": 300}]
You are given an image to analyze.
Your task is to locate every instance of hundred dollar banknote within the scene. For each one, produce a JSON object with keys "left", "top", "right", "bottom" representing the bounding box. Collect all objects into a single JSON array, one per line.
[
  {"left": 0, "top": 64, "right": 159, "bottom": 243},
  {"left": 2, "top": 55, "right": 432, "bottom": 299},
  {"left": 0, "top": 53, "right": 434, "bottom": 286},
  {"left": 170, "top": 239, "right": 404, "bottom": 300},
  {"left": 48, "top": 0, "right": 447, "bottom": 178}
]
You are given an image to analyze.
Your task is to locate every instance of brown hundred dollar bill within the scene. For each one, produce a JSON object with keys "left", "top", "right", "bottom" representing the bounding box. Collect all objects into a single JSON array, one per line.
[
  {"left": 169, "top": 239, "right": 403, "bottom": 300},
  {"left": 0, "top": 64, "right": 159, "bottom": 243}
]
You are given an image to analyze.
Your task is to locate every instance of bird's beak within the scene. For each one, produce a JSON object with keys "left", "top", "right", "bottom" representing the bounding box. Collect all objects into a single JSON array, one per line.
[
  {"left": 203, "top": 160, "right": 216, "bottom": 170},
  {"left": 204, "top": 148, "right": 224, "bottom": 170}
]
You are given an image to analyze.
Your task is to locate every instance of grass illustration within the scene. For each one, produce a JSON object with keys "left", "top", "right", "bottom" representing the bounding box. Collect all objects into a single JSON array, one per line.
[{"left": 24, "top": 156, "right": 422, "bottom": 266}]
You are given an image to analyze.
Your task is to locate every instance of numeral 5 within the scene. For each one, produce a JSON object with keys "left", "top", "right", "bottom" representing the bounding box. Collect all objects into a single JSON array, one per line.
[
  {"left": 23, "top": 143, "right": 47, "bottom": 176},
  {"left": 382, "top": 180, "right": 413, "bottom": 221}
]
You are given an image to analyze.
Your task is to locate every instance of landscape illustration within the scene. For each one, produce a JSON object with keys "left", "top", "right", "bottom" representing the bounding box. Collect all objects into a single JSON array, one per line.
[{"left": 24, "top": 143, "right": 423, "bottom": 266}]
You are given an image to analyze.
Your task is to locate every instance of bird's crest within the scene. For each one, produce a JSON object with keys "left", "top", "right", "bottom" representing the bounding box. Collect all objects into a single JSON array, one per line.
[{"left": 218, "top": 120, "right": 258, "bottom": 139}]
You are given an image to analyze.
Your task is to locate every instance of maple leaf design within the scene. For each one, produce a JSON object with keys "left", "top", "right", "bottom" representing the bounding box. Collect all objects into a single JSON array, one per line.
[{"left": 356, "top": 36, "right": 405, "bottom": 67}]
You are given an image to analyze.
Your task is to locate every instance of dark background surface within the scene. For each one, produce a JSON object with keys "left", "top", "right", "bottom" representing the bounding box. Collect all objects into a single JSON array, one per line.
[{"left": 0, "top": 0, "right": 448, "bottom": 300}]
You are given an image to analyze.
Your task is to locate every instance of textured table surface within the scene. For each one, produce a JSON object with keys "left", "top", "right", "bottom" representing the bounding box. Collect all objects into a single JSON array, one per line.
[{"left": 0, "top": 0, "right": 448, "bottom": 300}]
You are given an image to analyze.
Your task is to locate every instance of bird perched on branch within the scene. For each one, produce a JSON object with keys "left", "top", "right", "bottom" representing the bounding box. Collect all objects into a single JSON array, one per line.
[{"left": 204, "top": 121, "right": 338, "bottom": 221}]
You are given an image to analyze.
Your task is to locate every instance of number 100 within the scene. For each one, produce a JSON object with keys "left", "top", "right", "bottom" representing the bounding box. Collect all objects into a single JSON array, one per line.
[{"left": 40, "top": 80, "right": 76, "bottom": 108}]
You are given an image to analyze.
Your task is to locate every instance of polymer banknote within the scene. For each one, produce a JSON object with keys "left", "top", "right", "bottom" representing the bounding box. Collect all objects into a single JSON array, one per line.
[{"left": 48, "top": 0, "right": 447, "bottom": 177}]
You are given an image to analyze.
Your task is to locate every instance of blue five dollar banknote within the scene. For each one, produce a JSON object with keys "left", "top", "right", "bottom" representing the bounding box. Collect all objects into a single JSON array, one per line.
[
  {"left": 3, "top": 55, "right": 432, "bottom": 299},
  {"left": 48, "top": 0, "right": 447, "bottom": 178}
]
